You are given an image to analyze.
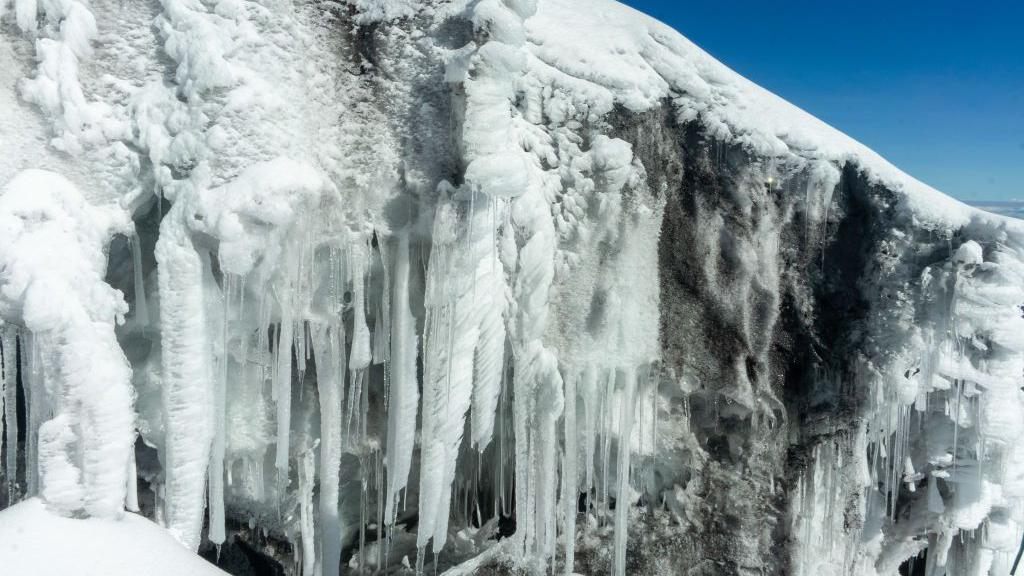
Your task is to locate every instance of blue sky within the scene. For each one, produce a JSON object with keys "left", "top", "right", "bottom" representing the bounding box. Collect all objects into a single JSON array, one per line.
[{"left": 618, "top": 0, "right": 1024, "bottom": 201}]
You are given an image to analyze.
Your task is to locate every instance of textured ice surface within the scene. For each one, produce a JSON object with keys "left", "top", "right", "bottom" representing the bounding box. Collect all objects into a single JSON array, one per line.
[{"left": 1, "top": 0, "right": 1023, "bottom": 575}]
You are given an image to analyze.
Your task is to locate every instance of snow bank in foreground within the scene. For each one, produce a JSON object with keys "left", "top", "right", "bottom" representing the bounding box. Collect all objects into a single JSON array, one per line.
[{"left": 0, "top": 498, "right": 227, "bottom": 576}]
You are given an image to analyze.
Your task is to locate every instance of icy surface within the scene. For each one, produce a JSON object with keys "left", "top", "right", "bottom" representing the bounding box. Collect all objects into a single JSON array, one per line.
[{"left": 1, "top": 0, "right": 1023, "bottom": 574}]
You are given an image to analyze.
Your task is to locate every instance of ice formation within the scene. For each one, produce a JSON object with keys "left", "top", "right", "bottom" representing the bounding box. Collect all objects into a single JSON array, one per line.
[{"left": 1, "top": 0, "right": 1023, "bottom": 575}]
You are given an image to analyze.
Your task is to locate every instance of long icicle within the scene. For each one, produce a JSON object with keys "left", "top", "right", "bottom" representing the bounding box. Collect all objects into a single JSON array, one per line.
[
  {"left": 1, "top": 327, "right": 14, "bottom": 502},
  {"left": 562, "top": 370, "right": 577, "bottom": 575},
  {"left": 311, "top": 322, "right": 344, "bottom": 576},
  {"left": 386, "top": 234, "right": 419, "bottom": 523},
  {"left": 613, "top": 367, "right": 637, "bottom": 576},
  {"left": 208, "top": 274, "right": 232, "bottom": 546},
  {"left": 130, "top": 229, "right": 151, "bottom": 327},
  {"left": 275, "top": 309, "right": 294, "bottom": 477}
]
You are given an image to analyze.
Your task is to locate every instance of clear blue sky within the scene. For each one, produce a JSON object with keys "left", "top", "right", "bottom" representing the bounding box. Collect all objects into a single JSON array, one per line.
[{"left": 618, "top": 0, "right": 1024, "bottom": 201}]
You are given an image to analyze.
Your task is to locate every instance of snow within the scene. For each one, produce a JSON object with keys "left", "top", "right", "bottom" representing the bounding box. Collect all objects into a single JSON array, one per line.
[
  {"left": 525, "top": 0, "right": 1022, "bottom": 232},
  {"left": 0, "top": 498, "right": 227, "bottom": 576}
]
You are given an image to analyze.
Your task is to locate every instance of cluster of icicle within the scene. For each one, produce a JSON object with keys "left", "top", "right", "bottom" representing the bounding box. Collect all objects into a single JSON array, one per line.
[
  {"left": 790, "top": 232, "right": 1024, "bottom": 576},
  {"left": 1, "top": 1, "right": 663, "bottom": 575}
]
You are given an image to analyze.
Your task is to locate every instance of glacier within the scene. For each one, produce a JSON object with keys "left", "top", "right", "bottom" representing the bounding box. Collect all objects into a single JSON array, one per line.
[{"left": 1, "top": 0, "right": 1023, "bottom": 575}]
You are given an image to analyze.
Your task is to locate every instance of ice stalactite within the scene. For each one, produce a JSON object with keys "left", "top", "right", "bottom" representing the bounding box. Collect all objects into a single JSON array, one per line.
[
  {"left": 275, "top": 287, "right": 296, "bottom": 478},
  {"left": 507, "top": 179, "right": 563, "bottom": 570},
  {"left": 312, "top": 320, "right": 345, "bottom": 576},
  {"left": 156, "top": 201, "right": 215, "bottom": 550},
  {"left": 1, "top": 327, "right": 18, "bottom": 502},
  {"left": 348, "top": 242, "right": 373, "bottom": 448},
  {"left": 416, "top": 192, "right": 507, "bottom": 562},
  {"left": 130, "top": 230, "right": 151, "bottom": 328},
  {"left": 560, "top": 369, "right": 577, "bottom": 575},
  {"left": 790, "top": 439, "right": 855, "bottom": 576},
  {"left": 613, "top": 368, "right": 637, "bottom": 576},
  {"left": 469, "top": 204, "right": 508, "bottom": 452},
  {"left": 298, "top": 448, "right": 317, "bottom": 576},
  {"left": 385, "top": 234, "right": 419, "bottom": 524}
]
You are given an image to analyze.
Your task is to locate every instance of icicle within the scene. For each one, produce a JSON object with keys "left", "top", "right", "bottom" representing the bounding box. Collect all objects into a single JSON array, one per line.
[
  {"left": 23, "top": 334, "right": 38, "bottom": 497},
  {"left": 311, "top": 322, "right": 344, "bottom": 576},
  {"left": 469, "top": 227, "right": 505, "bottom": 451},
  {"left": 349, "top": 249, "right": 372, "bottom": 372},
  {"left": 299, "top": 448, "right": 317, "bottom": 576},
  {"left": 373, "top": 307, "right": 387, "bottom": 366},
  {"left": 613, "top": 368, "right": 637, "bottom": 576},
  {"left": 537, "top": 375, "right": 560, "bottom": 565},
  {"left": 600, "top": 369, "right": 615, "bottom": 517},
  {"left": 561, "top": 370, "right": 577, "bottom": 575},
  {"left": 386, "top": 235, "right": 419, "bottom": 523},
  {"left": 374, "top": 234, "right": 392, "bottom": 366},
  {"left": 1, "top": 327, "right": 15, "bottom": 502},
  {"left": 348, "top": 247, "right": 371, "bottom": 445},
  {"left": 581, "top": 366, "right": 598, "bottom": 493},
  {"left": 126, "top": 435, "right": 139, "bottom": 513},
  {"left": 209, "top": 274, "right": 233, "bottom": 546},
  {"left": 155, "top": 214, "right": 215, "bottom": 550},
  {"left": 130, "top": 229, "right": 151, "bottom": 327},
  {"left": 0, "top": 330, "right": 5, "bottom": 496},
  {"left": 928, "top": 475, "right": 945, "bottom": 514},
  {"left": 416, "top": 200, "right": 490, "bottom": 556},
  {"left": 275, "top": 311, "right": 294, "bottom": 476}
]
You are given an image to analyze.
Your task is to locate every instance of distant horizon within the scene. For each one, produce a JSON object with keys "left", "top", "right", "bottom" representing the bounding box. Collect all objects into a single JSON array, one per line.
[
  {"left": 965, "top": 199, "right": 1024, "bottom": 219},
  {"left": 619, "top": 0, "right": 1024, "bottom": 202}
]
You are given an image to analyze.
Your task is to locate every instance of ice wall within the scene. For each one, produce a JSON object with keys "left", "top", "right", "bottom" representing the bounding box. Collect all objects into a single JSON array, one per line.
[{"left": 1, "top": 0, "right": 1023, "bottom": 575}]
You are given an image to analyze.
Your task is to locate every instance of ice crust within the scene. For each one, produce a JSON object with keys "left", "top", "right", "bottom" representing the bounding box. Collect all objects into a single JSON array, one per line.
[{"left": 1, "top": 0, "right": 1023, "bottom": 575}]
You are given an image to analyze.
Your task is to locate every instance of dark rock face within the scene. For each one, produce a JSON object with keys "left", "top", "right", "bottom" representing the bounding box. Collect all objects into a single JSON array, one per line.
[{"left": 606, "top": 105, "right": 949, "bottom": 575}]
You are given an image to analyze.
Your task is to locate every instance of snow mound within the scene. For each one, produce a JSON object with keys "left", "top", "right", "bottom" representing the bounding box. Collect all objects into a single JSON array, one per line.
[{"left": 0, "top": 498, "right": 227, "bottom": 576}]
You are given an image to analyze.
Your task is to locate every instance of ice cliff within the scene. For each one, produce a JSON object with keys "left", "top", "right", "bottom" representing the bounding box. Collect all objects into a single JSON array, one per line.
[{"left": 1, "top": 0, "right": 1023, "bottom": 575}]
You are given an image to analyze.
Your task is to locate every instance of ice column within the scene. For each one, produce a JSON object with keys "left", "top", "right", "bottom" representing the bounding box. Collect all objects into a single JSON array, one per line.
[{"left": 156, "top": 203, "right": 215, "bottom": 550}]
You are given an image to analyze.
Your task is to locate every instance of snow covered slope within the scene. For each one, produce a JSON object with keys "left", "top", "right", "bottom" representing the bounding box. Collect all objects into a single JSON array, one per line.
[
  {"left": 1, "top": 0, "right": 1023, "bottom": 575},
  {"left": 0, "top": 498, "right": 229, "bottom": 576}
]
